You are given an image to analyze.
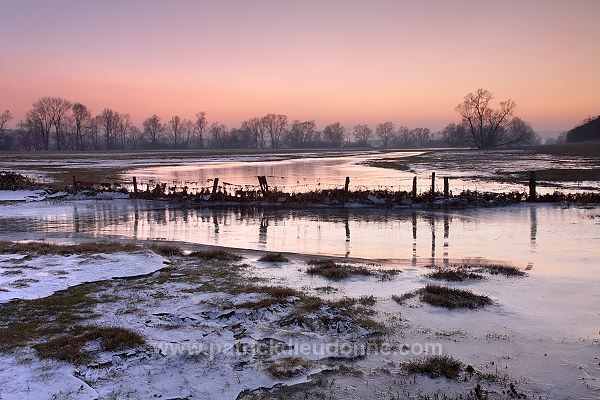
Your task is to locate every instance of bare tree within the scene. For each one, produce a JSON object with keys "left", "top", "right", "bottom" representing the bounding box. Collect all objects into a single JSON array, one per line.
[
  {"left": 143, "top": 114, "right": 163, "bottom": 148},
  {"left": 286, "top": 120, "right": 317, "bottom": 148},
  {"left": 28, "top": 98, "right": 55, "bottom": 150},
  {"left": 241, "top": 117, "right": 264, "bottom": 148},
  {"left": 194, "top": 112, "right": 207, "bottom": 149},
  {"left": 456, "top": 89, "right": 517, "bottom": 149},
  {"left": 116, "top": 114, "right": 132, "bottom": 150},
  {"left": 322, "top": 122, "right": 346, "bottom": 148},
  {"left": 376, "top": 122, "right": 395, "bottom": 148},
  {"left": 72, "top": 103, "right": 91, "bottom": 150},
  {"left": 410, "top": 127, "right": 432, "bottom": 147},
  {"left": 352, "top": 124, "right": 372, "bottom": 146},
  {"left": 440, "top": 123, "right": 470, "bottom": 147},
  {"left": 0, "top": 110, "right": 12, "bottom": 132},
  {"left": 98, "top": 108, "right": 121, "bottom": 149},
  {"left": 0, "top": 110, "right": 13, "bottom": 150},
  {"left": 508, "top": 117, "right": 539, "bottom": 147},
  {"left": 48, "top": 97, "right": 71, "bottom": 150},
  {"left": 181, "top": 119, "right": 195, "bottom": 148},
  {"left": 262, "top": 113, "right": 288, "bottom": 149},
  {"left": 168, "top": 115, "right": 182, "bottom": 148},
  {"left": 209, "top": 122, "right": 227, "bottom": 148}
]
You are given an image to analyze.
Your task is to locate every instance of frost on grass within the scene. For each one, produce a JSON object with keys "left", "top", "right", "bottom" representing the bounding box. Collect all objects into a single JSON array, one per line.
[{"left": 393, "top": 285, "right": 493, "bottom": 309}]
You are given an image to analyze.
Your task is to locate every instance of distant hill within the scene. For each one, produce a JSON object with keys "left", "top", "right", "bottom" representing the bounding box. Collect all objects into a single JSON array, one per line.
[{"left": 566, "top": 116, "right": 600, "bottom": 142}]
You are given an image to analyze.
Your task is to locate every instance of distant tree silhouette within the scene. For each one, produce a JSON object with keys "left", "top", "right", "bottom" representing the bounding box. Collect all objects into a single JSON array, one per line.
[
  {"left": 352, "top": 124, "right": 372, "bottom": 146},
  {"left": 376, "top": 122, "right": 395, "bottom": 148},
  {"left": 194, "top": 112, "right": 208, "bottom": 149},
  {"left": 566, "top": 116, "right": 600, "bottom": 142},
  {"left": 72, "top": 103, "right": 91, "bottom": 150},
  {"left": 143, "top": 114, "right": 163, "bottom": 148},
  {"left": 262, "top": 113, "right": 288, "bottom": 149},
  {"left": 0, "top": 110, "right": 12, "bottom": 132},
  {"left": 456, "top": 89, "right": 519, "bottom": 149},
  {"left": 322, "top": 122, "right": 346, "bottom": 148}
]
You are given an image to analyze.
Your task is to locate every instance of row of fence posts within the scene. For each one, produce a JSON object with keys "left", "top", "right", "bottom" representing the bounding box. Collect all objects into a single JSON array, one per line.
[{"left": 75, "top": 172, "right": 538, "bottom": 201}]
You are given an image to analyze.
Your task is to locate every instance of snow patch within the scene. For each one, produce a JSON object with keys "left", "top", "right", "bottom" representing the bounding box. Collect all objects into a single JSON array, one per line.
[{"left": 0, "top": 251, "right": 167, "bottom": 302}]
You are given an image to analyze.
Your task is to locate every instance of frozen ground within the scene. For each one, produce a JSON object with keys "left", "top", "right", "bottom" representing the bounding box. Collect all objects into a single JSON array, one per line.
[
  {"left": 0, "top": 250, "right": 167, "bottom": 302},
  {"left": 0, "top": 249, "right": 598, "bottom": 399}
]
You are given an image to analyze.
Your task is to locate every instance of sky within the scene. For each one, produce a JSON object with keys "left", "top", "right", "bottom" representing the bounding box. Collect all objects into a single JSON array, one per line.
[{"left": 1, "top": 0, "right": 599, "bottom": 133}]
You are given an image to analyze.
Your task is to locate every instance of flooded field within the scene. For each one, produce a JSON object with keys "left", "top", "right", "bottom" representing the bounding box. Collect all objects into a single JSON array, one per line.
[
  {"left": 1, "top": 148, "right": 599, "bottom": 194},
  {"left": 1, "top": 149, "right": 600, "bottom": 399},
  {"left": 1, "top": 200, "right": 598, "bottom": 278}
]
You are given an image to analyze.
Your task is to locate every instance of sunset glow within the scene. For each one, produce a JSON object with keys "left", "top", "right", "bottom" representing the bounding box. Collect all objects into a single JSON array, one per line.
[{"left": 1, "top": 0, "right": 599, "bottom": 132}]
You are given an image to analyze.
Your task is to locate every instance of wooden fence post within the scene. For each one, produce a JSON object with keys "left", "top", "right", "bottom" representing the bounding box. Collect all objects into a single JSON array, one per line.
[
  {"left": 212, "top": 178, "right": 219, "bottom": 195},
  {"left": 431, "top": 172, "right": 435, "bottom": 194},
  {"left": 344, "top": 176, "right": 350, "bottom": 193},
  {"left": 72, "top": 176, "right": 78, "bottom": 191},
  {"left": 132, "top": 176, "right": 138, "bottom": 194},
  {"left": 444, "top": 177, "right": 449, "bottom": 198},
  {"left": 529, "top": 171, "right": 536, "bottom": 201},
  {"left": 412, "top": 176, "right": 417, "bottom": 199},
  {"left": 258, "top": 176, "right": 269, "bottom": 196}
]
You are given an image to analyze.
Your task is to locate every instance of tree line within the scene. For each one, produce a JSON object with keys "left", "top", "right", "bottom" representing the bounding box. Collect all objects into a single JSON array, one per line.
[{"left": 0, "top": 89, "right": 541, "bottom": 151}]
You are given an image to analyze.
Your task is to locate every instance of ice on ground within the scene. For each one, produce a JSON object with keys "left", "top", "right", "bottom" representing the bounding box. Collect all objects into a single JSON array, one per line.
[
  {"left": 0, "top": 250, "right": 167, "bottom": 302},
  {"left": 0, "top": 190, "right": 48, "bottom": 202},
  {"left": 0, "top": 354, "right": 98, "bottom": 400}
]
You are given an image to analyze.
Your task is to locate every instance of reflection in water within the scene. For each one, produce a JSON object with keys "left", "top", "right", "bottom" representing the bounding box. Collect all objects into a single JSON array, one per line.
[
  {"left": 1, "top": 202, "right": 598, "bottom": 276},
  {"left": 528, "top": 206, "right": 538, "bottom": 270}
]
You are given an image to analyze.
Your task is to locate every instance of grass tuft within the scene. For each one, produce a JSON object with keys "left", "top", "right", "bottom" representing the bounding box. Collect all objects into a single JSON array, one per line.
[
  {"left": 420, "top": 285, "right": 492, "bottom": 309},
  {"left": 404, "top": 354, "right": 462, "bottom": 379},
  {"left": 188, "top": 249, "right": 243, "bottom": 261},
  {"left": 266, "top": 357, "right": 309, "bottom": 379},
  {"left": 258, "top": 253, "right": 289, "bottom": 263},
  {"left": 150, "top": 244, "right": 184, "bottom": 257},
  {"left": 0, "top": 241, "right": 140, "bottom": 256},
  {"left": 427, "top": 268, "right": 484, "bottom": 282},
  {"left": 393, "top": 285, "right": 492, "bottom": 309},
  {"left": 34, "top": 325, "right": 145, "bottom": 364},
  {"left": 306, "top": 259, "right": 372, "bottom": 281}
]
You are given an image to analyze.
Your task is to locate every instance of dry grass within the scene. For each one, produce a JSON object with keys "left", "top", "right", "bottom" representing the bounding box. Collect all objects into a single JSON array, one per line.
[
  {"left": 150, "top": 244, "right": 184, "bottom": 257},
  {"left": 258, "top": 253, "right": 289, "bottom": 263},
  {"left": 393, "top": 285, "right": 492, "bottom": 309},
  {"left": 404, "top": 354, "right": 462, "bottom": 379},
  {"left": 0, "top": 171, "right": 38, "bottom": 190},
  {"left": 427, "top": 268, "right": 484, "bottom": 282},
  {"left": 0, "top": 241, "right": 140, "bottom": 256},
  {"left": 34, "top": 325, "right": 145, "bottom": 364},
  {"left": 475, "top": 264, "right": 526, "bottom": 277},
  {"left": 188, "top": 249, "right": 243, "bottom": 261},
  {"left": 420, "top": 285, "right": 492, "bottom": 309},
  {"left": 266, "top": 357, "right": 309, "bottom": 379},
  {"left": 306, "top": 259, "right": 372, "bottom": 281}
]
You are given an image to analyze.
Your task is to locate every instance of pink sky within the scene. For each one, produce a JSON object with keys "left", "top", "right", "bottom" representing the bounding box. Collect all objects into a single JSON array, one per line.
[{"left": 1, "top": 0, "right": 598, "bottom": 132}]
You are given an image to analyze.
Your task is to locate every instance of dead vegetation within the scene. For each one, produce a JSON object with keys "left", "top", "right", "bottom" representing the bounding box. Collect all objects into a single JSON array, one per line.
[
  {"left": 404, "top": 354, "right": 463, "bottom": 379},
  {"left": 394, "top": 285, "right": 493, "bottom": 309},
  {"left": 34, "top": 325, "right": 145, "bottom": 364},
  {"left": 426, "top": 264, "right": 526, "bottom": 280},
  {"left": 0, "top": 171, "right": 38, "bottom": 190},
  {"left": 0, "top": 241, "right": 140, "bottom": 256},
  {"left": 258, "top": 253, "right": 289, "bottom": 263},
  {"left": 188, "top": 249, "right": 243, "bottom": 261},
  {"left": 266, "top": 357, "right": 309, "bottom": 379},
  {"left": 306, "top": 259, "right": 373, "bottom": 280}
]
